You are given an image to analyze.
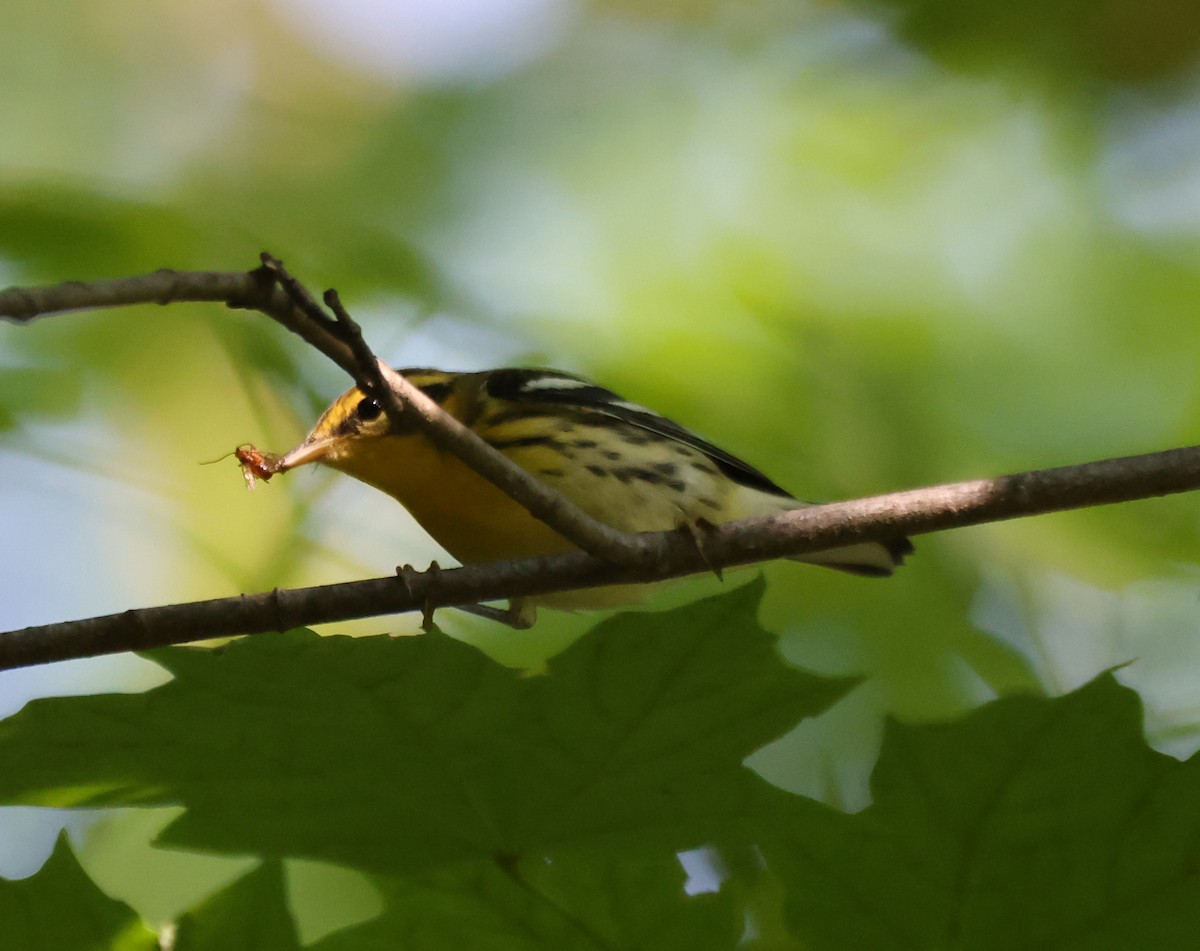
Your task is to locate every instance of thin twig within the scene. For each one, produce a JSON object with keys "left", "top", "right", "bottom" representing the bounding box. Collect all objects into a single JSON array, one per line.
[
  {"left": 1, "top": 444, "right": 1199, "bottom": 672},
  {"left": 3, "top": 261, "right": 653, "bottom": 565},
  {"left": 264, "top": 257, "right": 649, "bottom": 564},
  {"left": 0, "top": 264, "right": 361, "bottom": 378},
  {"left": 378, "top": 362, "right": 653, "bottom": 564},
  {"left": 6, "top": 263, "right": 1200, "bottom": 672}
]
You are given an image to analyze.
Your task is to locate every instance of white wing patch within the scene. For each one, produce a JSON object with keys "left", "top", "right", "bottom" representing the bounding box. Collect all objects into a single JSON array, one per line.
[
  {"left": 516, "top": 376, "right": 592, "bottom": 392},
  {"left": 514, "top": 376, "right": 659, "bottom": 416}
]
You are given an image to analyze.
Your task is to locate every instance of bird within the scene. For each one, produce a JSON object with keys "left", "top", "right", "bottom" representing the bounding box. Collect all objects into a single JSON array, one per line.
[{"left": 268, "top": 367, "right": 911, "bottom": 626}]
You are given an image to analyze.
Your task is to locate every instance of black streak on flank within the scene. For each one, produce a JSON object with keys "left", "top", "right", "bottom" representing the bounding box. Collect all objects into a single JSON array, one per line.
[
  {"left": 625, "top": 468, "right": 664, "bottom": 486},
  {"left": 483, "top": 367, "right": 795, "bottom": 498},
  {"left": 479, "top": 408, "right": 561, "bottom": 428},
  {"left": 487, "top": 435, "right": 563, "bottom": 452},
  {"left": 419, "top": 382, "right": 454, "bottom": 405}
]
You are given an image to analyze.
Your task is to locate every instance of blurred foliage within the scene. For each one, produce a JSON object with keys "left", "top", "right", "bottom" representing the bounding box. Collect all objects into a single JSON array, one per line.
[
  {"left": 769, "top": 672, "right": 1200, "bottom": 950},
  {"left": 2, "top": 0, "right": 1200, "bottom": 940},
  {"left": 0, "top": 584, "right": 849, "bottom": 871},
  {"left": 863, "top": 0, "right": 1200, "bottom": 83},
  {"left": 0, "top": 833, "right": 156, "bottom": 950},
  {"left": 172, "top": 861, "right": 301, "bottom": 951},
  {"left": 1, "top": 599, "right": 1198, "bottom": 948}
]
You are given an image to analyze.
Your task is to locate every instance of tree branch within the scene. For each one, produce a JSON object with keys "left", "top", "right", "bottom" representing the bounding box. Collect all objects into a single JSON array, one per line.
[
  {"left": 1, "top": 444, "right": 1198, "bottom": 672},
  {"left": 5, "top": 262, "right": 1200, "bottom": 673},
  {"left": 0, "top": 265, "right": 361, "bottom": 377},
  {"left": 260, "top": 255, "right": 650, "bottom": 565},
  {"left": 2, "top": 260, "right": 653, "bottom": 566}
]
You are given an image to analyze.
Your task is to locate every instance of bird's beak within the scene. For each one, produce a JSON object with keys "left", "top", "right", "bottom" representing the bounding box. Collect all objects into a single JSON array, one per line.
[{"left": 274, "top": 436, "right": 336, "bottom": 472}]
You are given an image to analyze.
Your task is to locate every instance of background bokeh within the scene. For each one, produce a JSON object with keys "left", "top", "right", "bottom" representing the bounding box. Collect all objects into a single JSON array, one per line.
[{"left": 3, "top": 0, "right": 1200, "bottom": 933}]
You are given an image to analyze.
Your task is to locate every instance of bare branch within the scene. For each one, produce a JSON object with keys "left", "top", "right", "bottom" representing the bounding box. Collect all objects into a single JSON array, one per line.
[
  {"left": 0, "top": 264, "right": 362, "bottom": 378},
  {"left": 374, "top": 362, "right": 652, "bottom": 564},
  {"left": 3, "top": 261, "right": 654, "bottom": 566},
  {"left": 1, "top": 444, "right": 1198, "bottom": 672},
  {"left": 6, "top": 262, "right": 1199, "bottom": 672},
  {"left": 261, "top": 255, "right": 650, "bottom": 566}
]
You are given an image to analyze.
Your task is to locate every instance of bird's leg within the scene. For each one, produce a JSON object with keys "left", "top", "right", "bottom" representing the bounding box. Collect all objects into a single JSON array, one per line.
[
  {"left": 417, "top": 561, "right": 444, "bottom": 631},
  {"left": 453, "top": 598, "right": 536, "bottom": 630},
  {"left": 396, "top": 561, "right": 535, "bottom": 629},
  {"left": 675, "top": 512, "right": 724, "bottom": 581}
]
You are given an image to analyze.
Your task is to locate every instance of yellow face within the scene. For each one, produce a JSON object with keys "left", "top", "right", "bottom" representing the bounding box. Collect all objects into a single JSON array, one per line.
[
  {"left": 275, "top": 372, "right": 577, "bottom": 564},
  {"left": 276, "top": 387, "right": 390, "bottom": 470}
]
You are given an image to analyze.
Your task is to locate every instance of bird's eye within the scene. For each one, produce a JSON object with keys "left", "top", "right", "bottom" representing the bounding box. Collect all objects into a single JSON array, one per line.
[{"left": 356, "top": 398, "right": 382, "bottom": 421}]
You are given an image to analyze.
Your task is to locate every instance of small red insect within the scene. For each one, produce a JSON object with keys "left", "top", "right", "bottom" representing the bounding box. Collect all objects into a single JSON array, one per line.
[{"left": 234, "top": 444, "right": 281, "bottom": 490}]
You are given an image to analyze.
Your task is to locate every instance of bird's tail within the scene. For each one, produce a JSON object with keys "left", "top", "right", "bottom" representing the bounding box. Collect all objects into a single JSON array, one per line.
[{"left": 795, "top": 536, "right": 913, "bottom": 577}]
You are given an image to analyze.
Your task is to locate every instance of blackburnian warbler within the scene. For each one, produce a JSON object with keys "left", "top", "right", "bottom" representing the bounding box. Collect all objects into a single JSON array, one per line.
[{"left": 270, "top": 368, "right": 911, "bottom": 625}]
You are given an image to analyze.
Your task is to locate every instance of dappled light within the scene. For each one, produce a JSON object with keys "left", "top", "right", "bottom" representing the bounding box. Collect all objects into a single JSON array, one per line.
[{"left": 3, "top": 0, "right": 1200, "bottom": 945}]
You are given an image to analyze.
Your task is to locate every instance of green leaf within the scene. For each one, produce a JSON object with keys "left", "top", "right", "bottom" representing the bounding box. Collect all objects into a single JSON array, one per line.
[
  {"left": 0, "top": 185, "right": 205, "bottom": 277},
  {"left": 313, "top": 849, "right": 738, "bottom": 951},
  {"left": 0, "top": 365, "right": 84, "bottom": 432},
  {"left": 0, "top": 832, "right": 157, "bottom": 951},
  {"left": 854, "top": 0, "right": 1200, "bottom": 82},
  {"left": 0, "top": 580, "right": 855, "bottom": 875},
  {"left": 173, "top": 860, "right": 300, "bottom": 951},
  {"left": 763, "top": 673, "right": 1200, "bottom": 951}
]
